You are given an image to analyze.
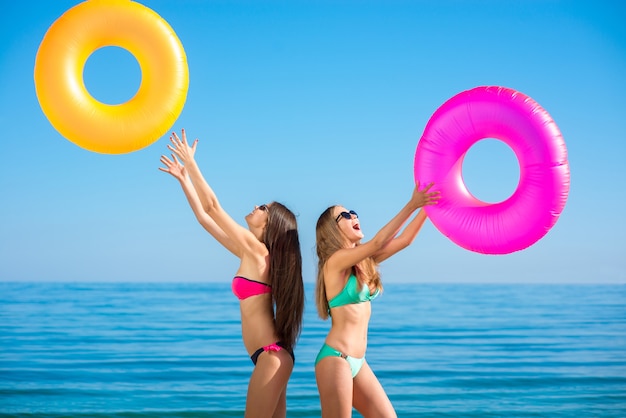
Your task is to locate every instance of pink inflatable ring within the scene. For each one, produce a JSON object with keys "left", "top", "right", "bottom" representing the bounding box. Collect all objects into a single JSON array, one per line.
[{"left": 414, "top": 86, "right": 570, "bottom": 254}]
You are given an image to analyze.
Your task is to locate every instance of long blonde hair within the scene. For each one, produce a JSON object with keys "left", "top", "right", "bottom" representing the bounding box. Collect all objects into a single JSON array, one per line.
[{"left": 314, "top": 205, "right": 382, "bottom": 319}]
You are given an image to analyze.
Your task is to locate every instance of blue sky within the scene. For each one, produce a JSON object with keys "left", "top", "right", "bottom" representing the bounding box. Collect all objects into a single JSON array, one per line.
[{"left": 1, "top": 0, "right": 624, "bottom": 283}]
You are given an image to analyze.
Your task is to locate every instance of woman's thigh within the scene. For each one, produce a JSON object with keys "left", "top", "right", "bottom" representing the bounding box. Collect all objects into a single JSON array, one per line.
[
  {"left": 245, "top": 349, "right": 293, "bottom": 418},
  {"left": 315, "top": 356, "right": 354, "bottom": 418},
  {"left": 352, "top": 361, "right": 397, "bottom": 418}
]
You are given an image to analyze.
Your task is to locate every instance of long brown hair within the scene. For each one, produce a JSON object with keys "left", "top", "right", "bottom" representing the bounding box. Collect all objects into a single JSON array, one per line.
[
  {"left": 263, "top": 202, "right": 305, "bottom": 350},
  {"left": 315, "top": 205, "right": 382, "bottom": 320}
]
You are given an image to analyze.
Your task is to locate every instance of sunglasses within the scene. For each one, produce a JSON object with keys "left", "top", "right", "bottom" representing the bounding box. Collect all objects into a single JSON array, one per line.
[
  {"left": 335, "top": 210, "right": 358, "bottom": 223},
  {"left": 258, "top": 204, "right": 268, "bottom": 212}
]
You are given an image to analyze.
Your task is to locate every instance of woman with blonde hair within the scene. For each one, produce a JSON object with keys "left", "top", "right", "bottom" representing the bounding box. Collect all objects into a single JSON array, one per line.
[
  {"left": 160, "top": 129, "right": 304, "bottom": 417},
  {"left": 314, "top": 184, "right": 440, "bottom": 417}
]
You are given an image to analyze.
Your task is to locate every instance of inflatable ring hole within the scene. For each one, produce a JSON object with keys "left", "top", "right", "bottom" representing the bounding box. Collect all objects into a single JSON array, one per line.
[
  {"left": 83, "top": 46, "right": 141, "bottom": 105},
  {"left": 462, "top": 138, "right": 520, "bottom": 203}
]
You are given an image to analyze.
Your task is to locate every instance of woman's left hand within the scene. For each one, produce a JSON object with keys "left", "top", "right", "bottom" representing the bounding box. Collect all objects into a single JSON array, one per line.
[
  {"left": 410, "top": 181, "right": 441, "bottom": 209},
  {"left": 158, "top": 153, "right": 186, "bottom": 180}
]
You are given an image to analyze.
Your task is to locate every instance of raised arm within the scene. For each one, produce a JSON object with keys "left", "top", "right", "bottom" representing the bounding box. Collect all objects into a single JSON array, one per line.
[
  {"left": 326, "top": 183, "right": 439, "bottom": 274},
  {"left": 159, "top": 153, "right": 241, "bottom": 257},
  {"left": 167, "top": 130, "right": 264, "bottom": 257},
  {"left": 372, "top": 209, "right": 428, "bottom": 263}
]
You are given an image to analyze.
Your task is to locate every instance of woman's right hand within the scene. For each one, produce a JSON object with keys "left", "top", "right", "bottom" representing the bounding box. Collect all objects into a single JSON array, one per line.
[
  {"left": 410, "top": 182, "right": 440, "bottom": 209},
  {"left": 167, "top": 128, "right": 198, "bottom": 166}
]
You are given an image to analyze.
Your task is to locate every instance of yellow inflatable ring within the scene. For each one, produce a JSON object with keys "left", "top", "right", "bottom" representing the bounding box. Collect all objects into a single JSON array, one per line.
[{"left": 34, "top": 0, "right": 189, "bottom": 154}]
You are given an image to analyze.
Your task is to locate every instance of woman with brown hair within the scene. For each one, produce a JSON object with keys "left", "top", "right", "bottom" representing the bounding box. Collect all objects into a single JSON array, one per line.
[
  {"left": 314, "top": 184, "right": 440, "bottom": 417},
  {"left": 159, "top": 129, "right": 304, "bottom": 418}
]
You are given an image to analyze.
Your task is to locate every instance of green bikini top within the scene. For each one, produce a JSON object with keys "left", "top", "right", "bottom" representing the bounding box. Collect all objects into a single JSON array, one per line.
[{"left": 328, "top": 274, "right": 379, "bottom": 309}]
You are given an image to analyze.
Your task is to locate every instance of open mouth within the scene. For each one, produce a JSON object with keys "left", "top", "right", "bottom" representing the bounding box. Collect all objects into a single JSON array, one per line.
[{"left": 353, "top": 223, "right": 361, "bottom": 231}]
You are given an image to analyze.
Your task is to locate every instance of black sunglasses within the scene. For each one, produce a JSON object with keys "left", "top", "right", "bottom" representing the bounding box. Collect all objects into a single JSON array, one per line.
[
  {"left": 335, "top": 210, "right": 358, "bottom": 223},
  {"left": 258, "top": 204, "right": 268, "bottom": 212}
]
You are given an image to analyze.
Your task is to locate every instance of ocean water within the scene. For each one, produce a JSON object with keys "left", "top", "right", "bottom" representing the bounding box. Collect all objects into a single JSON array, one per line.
[{"left": 1, "top": 282, "right": 625, "bottom": 417}]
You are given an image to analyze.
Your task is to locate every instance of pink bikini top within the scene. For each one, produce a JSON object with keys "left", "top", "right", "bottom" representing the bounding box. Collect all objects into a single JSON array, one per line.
[{"left": 232, "top": 276, "right": 272, "bottom": 300}]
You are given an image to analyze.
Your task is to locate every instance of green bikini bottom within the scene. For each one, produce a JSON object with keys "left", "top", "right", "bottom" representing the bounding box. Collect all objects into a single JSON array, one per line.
[{"left": 315, "top": 343, "right": 365, "bottom": 378}]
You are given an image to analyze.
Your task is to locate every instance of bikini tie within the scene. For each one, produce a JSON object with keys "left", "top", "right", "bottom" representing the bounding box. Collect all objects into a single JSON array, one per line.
[{"left": 264, "top": 343, "right": 282, "bottom": 352}]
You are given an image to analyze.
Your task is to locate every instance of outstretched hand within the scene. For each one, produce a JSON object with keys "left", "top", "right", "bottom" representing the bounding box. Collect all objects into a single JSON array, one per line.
[
  {"left": 167, "top": 128, "right": 198, "bottom": 166},
  {"left": 158, "top": 153, "right": 186, "bottom": 180},
  {"left": 410, "top": 182, "right": 441, "bottom": 208}
]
